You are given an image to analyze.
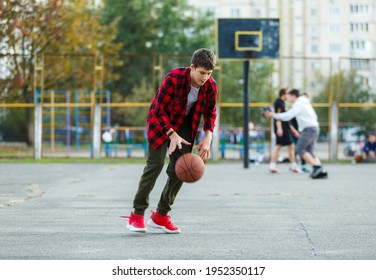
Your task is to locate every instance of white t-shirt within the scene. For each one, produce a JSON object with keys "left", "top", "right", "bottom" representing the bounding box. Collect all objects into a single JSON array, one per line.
[
  {"left": 185, "top": 86, "right": 199, "bottom": 115},
  {"left": 274, "top": 96, "right": 319, "bottom": 131}
]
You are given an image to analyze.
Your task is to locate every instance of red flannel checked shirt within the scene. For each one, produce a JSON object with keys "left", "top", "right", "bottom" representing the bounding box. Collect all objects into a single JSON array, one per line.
[{"left": 147, "top": 67, "right": 218, "bottom": 150}]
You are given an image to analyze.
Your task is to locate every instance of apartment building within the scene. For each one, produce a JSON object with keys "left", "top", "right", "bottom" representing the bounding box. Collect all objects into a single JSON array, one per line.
[{"left": 188, "top": 0, "right": 376, "bottom": 94}]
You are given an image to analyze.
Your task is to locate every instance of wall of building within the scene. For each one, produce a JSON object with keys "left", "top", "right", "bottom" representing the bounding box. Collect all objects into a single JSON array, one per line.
[{"left": 188, "top": 0, "right": 376, "bottom": 95}]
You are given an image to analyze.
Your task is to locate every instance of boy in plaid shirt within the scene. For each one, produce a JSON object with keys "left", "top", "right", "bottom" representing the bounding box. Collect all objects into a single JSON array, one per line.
[{"left": 123, "top": 49, "right": 218, "bottom": 234}]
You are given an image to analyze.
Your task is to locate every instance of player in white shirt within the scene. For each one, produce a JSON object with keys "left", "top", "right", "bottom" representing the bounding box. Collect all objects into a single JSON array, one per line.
[{"left": 264, "top": 89, "right": 328, "bottom": 179}]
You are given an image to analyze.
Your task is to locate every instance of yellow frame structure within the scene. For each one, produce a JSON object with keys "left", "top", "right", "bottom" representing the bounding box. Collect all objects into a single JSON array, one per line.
[{"left": 234, "top": 31, "right": 263, "bottom": 52}]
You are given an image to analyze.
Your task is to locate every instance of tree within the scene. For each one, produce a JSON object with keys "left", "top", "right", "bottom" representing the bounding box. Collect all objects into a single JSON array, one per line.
[
  {"left": 219, "top": 60, "right": 275, "bottom": 127},
  {"left": 110, "top": 78, "right": 151, "bottom": 127},
  {"left": 100, "top": 0, "right": 215, "bottom": 130},
  {"left": 100, "top": 0, "right": 214, "bottom": 97},
  {"left": 101, "top": 0, "right": 214, "bottom": 54},
  {"left": 313, "top": 71, "right": 376, "bottom": 136},
  {"left": 0, "top": 0, "right": 121, "bottom": 145}
]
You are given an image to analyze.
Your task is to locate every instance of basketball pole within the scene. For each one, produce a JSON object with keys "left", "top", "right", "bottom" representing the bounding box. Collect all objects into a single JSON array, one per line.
[
  {"left": 243, "top": 60, "right": 250, "bottom": 169},
  {"left": 216, "top": 18, "right": 280, "bottom": 168}
]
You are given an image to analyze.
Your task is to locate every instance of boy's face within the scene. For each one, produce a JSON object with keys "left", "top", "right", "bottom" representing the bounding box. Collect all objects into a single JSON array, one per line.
[
  {"left": 190, "top": 65, "right": 213, "bottom": 87},
  {"left": 369, "top": 135, "right": 376, "bottom": 143}
]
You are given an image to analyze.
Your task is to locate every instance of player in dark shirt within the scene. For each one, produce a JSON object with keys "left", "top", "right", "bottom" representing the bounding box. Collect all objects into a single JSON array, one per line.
[{"left": 268, "top": 88, "right": 300, "bottom": 173}]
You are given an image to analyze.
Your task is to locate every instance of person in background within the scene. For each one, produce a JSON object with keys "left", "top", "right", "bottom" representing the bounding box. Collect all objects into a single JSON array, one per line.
[
  {"left": 290, "top": 117, "right": 309, "bottom": 173},
  {"left": 362, "top": 132, "right": 376, "bottom": 161},
  {"left": 264, "top": 89, "right": 328, "bottom": 179},
  {"left": 268, "top": 88, "right": 300, "bottom": 174},
  {"left": 289, "top": 92, "right": 310, "bottom": 173}
]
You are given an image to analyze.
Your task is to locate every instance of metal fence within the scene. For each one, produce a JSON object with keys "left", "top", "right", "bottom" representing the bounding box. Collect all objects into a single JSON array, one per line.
[{"left": 1, "top": 53, "right": 375, "bottom": 160}]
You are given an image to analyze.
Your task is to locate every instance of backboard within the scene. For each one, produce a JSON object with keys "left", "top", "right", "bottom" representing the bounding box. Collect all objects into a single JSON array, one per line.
[{"left": 216, "top": 18, "right": 280, "bottom": 60}]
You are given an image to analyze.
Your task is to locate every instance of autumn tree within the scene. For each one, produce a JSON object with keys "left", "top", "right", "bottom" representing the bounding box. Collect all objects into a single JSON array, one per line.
[{"left": 0, "top": 0, "right": 121, "bottom": 144}]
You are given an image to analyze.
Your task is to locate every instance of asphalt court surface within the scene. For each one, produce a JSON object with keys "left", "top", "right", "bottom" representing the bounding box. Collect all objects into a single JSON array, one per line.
[{"left": 0, "top": 162, "right": 375, "bottom": 260}]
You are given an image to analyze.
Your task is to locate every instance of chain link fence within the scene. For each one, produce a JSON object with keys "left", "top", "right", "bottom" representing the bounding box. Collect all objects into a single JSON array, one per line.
[{"left": 1, "top": 53, "right": 375, "bottom": 161}]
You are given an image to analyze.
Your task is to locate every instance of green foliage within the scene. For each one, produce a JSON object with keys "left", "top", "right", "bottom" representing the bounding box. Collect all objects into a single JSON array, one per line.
[
  {"left": 220, "top": 60, "right": 275, "bottom": 127},
  {"left": 110, "top": 78, "right": 152, "bottom": 127},
  {"left": 101, "top": 0, "right": 214, "bottom": 54},
  {"left": 0, "top": 0, "right": 121, "bottom": 144},
  {"left": 0, "top": 108, "right": 28, "bottom": 141},
  {"left": 338, "top": 71, "right": 375, "bottom": 103},
  {"left": 101, "top": 0, "right": 215, "bottom": 99},
  {"left": 1, "top": 0, "right": 121, "bottom": 95},
  {"left": 100, "top": 0, "right": 216, "bottom": 129},
  {"left": 338, "top": 71, "right": 376, "bottom": 132},
  {"left": 312, "top": 71, "right": 376, "bottom": 132}
]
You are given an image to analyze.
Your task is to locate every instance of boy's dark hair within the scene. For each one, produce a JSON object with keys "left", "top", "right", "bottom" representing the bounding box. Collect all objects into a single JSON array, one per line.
[
  {"left": 191, "top": 48, "right": 216, "bottom": 70},
  {"left": 279, "top": 88, "right": 287, "bottom": 97},
  {"left": 288, "top": 89, "right": 300, "bottom": 98}
]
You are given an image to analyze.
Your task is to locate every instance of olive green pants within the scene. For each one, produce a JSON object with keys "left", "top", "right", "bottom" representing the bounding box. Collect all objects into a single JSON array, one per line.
[{"left": 133, "top": 114, "right": 193, "bottom": 216}]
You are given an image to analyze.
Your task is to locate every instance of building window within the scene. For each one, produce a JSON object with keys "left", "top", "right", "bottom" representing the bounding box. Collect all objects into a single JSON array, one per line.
[
  {"left": 310, "top": 61, "right": 319, "bottom": 71},
  {"left": 269, "top": 8, "right": 278, "bottom": 16},
  {"left": 350, "top": 59, "right": 370, "bottom": 70},
  {"left": 350, "top": 4, "right": 369, "bottom": 14},
  {"left": 350, "top": 40, "right": 366, "bottom": 51},
  {"left": 230, "top": 8, "right": 240, "bottom": 18},
  {"left": 310, "top": 8, "right": 317, "bottom": 16},
  {"left": 329, "top": 7, "right": 340, "bottom": 16},
  {"left": 329, "top": 24, "right": 340, "bottom": 35},
  {"left": 330, "top": 44, "right": 341, "bottom": 53},
  {"left": 350, "top": 23, "right": 369, "bottom": 33},
  {"left": 311, "top": 44, "right": 318, "bottom": 54},
  {"left": 253, "top": 9, "right": 261, "bottom": 17},
  {"left": 311, "top": 26, "right": 319, "bottom": 37}
]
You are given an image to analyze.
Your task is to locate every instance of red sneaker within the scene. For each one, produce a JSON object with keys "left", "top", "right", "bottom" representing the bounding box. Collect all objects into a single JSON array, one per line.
[
  {"left": 121, "top": 212, "right": 147, "bottom": 233},
  {"left": 147, "top": 210, "right": 181, "bottom": 234}
]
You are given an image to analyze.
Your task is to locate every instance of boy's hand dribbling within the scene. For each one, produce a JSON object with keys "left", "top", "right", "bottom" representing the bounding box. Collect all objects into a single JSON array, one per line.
[
  {"left": 168, "top": 132, "right": 191, "bottom": 155},
  {"left": 196, "top": 137, "right": 211, "bottom": 163}
]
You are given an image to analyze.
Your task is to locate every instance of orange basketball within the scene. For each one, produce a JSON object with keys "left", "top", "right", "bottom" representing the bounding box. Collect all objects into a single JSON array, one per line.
[
  {"left": 354, "top": 154, "right": 362, "bottom": 163},
  {"left": 175, "top": 153, "right": 205, "bottom": 183}
]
